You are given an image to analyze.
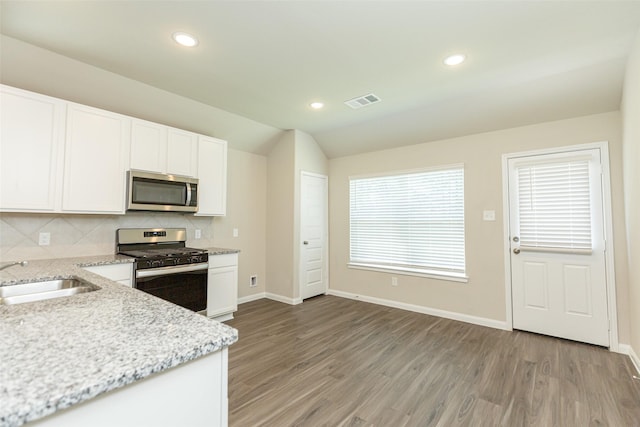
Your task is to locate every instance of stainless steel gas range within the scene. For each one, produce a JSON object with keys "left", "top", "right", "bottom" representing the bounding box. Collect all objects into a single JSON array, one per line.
[{"left": 117, "top": 228, "right": 208, "bottom": 313}]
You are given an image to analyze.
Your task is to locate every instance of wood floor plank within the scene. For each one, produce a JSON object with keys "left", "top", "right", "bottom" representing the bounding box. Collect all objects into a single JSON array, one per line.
[{"left": 227, "top": 295, "right": 640, "bottom": 426}]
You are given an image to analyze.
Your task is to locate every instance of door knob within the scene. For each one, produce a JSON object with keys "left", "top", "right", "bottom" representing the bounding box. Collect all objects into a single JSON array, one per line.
[
  {"left": 513, "top": 248, "right": 520, "bottom": 254},
  {"left": 303, "top": 241, "right": 309, "bottom": 245}
]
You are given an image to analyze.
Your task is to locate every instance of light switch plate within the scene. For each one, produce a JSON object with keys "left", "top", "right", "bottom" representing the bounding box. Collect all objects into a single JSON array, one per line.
[
  {"left": 233, "top": 228, "right": 239, "bottom": 238},
  {"left": 483, "top": 210, "right": 496, "bottom": 221}
]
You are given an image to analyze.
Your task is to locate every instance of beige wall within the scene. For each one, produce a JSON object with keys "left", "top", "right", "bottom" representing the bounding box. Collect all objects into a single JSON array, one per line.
[
  {"left": 329, "top": 111, "right": 630, "bottom": 342},
  {"left": 212, "top": 149, "right": 267, "bottom": 299},
  {"left": 265, "top": 130, "right": 328, "bottom": 301},
  {"left": 293, "top": 130, "right": 329, "bottom": 299},
  {"left": 266, "top": 131, "right": 296, "bottom": 299},
  {"left": 622, "top": 29, "right": 640, "bottom": 361}
]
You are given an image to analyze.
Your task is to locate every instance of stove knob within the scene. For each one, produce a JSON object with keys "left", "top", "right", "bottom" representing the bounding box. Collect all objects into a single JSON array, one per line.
[{"left": 151, "top": 260, "right": 162, "bottom": 268}]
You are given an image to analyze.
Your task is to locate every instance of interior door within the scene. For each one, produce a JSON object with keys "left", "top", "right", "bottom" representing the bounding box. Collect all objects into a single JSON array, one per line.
[
  {"left": 508, "top": 148, "right": 609, "bottom": 346},
  {"left": 300, "top": 172, "right": 328, "bottom": 300}
]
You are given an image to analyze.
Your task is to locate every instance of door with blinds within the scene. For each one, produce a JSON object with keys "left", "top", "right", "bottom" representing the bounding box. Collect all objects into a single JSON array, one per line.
[{"left": 508, "top": 148, "right": 609, "bottom": 346}]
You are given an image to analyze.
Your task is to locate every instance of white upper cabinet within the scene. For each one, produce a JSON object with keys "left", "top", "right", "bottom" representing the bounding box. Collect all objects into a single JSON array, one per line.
[
  {"left": 62, "top": 103, "right": 131, "bottom": 214},
  {"left": 130, "top": 120, "right": 198, "bottom": 177},
  {"left": 167, "top": 128, "right": 198, "bottom": 177},
  {"left": 130, "top": 119, "right": 167, "bottom": 174},
  {"left": 196, "top": 136, "right": 227, "bottom": 216},
  {"left": 0, "top": 85, "right": 65, "bottom": 212}
]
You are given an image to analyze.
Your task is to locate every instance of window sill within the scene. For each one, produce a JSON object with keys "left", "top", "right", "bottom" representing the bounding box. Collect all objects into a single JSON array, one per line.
[{"left": 348, "top": 263, "right": 469, "bottom": 283}]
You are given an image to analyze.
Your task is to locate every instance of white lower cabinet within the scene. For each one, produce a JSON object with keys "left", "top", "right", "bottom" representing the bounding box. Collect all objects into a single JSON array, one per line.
[
  {"left": 207, "top": 253, "right": 238, "bottom": 320},
  {"left": 29, "top": 348, "right": 228, "bottom": 427},
  {"left": 83, "top": 263, "right": 133, "bottom": 287}
]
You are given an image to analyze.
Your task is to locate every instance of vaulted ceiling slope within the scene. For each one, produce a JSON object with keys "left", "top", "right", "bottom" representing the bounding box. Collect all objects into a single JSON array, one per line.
[{"left": 2, "top": 1, "right": 640, "bottom": 158}]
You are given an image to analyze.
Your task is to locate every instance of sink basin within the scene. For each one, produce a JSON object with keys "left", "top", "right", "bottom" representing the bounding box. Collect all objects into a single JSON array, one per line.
[{"left": 0, "top": 278, "right": 100, "bottom": 305}]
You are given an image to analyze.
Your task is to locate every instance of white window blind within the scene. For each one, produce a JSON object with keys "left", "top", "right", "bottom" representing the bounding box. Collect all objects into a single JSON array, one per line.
[
  {"left": 349, "top": 167, "right": 465, "bottom": 275},
  {"left": 517, "top": 159, "right": 592, "bottom": 250}
]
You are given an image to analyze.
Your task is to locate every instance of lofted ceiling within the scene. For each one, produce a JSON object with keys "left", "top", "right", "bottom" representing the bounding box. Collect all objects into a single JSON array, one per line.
[{"left": 1, "top": 1, "right": 640, "bottom": 158}]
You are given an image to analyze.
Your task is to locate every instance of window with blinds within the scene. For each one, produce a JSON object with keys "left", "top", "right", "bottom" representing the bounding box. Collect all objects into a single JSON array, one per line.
[
  {"left": 517, "top": 159, "right": 592, "bottom": 251},
  {"left": 349, "top": 166, "right": 465, "bottom": 277}
]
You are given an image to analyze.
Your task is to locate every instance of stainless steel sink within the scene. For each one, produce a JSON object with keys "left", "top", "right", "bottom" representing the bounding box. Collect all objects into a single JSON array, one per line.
[{"left": 0, "top": 278, "right": 100, "bottom": 305}]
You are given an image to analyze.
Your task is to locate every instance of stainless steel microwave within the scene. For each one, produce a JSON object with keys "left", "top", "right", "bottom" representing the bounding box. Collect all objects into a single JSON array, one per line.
[{"left": 127, "top": 170, "right": 198, "bottom": 213}]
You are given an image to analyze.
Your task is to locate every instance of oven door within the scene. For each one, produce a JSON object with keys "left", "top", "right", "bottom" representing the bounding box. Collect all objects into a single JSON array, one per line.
[{"left": 135, "top": 263, "right": 208, "bottom": 312}]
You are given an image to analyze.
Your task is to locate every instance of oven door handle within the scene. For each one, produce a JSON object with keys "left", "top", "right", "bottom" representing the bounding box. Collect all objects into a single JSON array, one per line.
[{"left": 136, "top": 262, "right": 209, "bottom": 278}]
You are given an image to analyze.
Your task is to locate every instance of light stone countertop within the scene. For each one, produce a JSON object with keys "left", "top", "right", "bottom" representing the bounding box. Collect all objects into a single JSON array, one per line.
[
  {"left": 0, "top": 253, "right": 239, "bottom": 427},
  {"left": 201, "top": 247, "right": 240, "bottom": 256}
]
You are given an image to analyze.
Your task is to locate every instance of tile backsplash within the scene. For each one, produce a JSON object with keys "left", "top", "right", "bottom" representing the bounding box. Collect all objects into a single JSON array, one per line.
[{"left": 0, "top": 212, "right": 216, "bottom": 261}]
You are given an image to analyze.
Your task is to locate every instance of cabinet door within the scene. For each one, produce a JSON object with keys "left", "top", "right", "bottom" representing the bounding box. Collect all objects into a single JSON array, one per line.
[
  {"left": 0, "top": 85, "right": 65, "bottom": 211},
  {"left": 130, "top": 119, "right": 167, "bottom": 173},
  {"left": 167, "top": 128, "right": 198, "bottom": 177},
  {"left": 207, "top": 265, "right": 238, "bottom": 318},
  {"left": 196, "top": 136, "right": 227, "bottom": 216},
  {"left": 62, "top": 104, "right": 131, "bottom": 213}
]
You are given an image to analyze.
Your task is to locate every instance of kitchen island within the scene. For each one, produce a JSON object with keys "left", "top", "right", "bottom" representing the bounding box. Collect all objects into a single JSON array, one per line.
[{"left": 0, "top": 255, "right": 238, "bottom": 427}]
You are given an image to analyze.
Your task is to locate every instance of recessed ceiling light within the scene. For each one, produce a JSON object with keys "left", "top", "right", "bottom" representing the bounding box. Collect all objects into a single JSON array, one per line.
[
  {"left": 444, "top": 54, "right": 466, "bottom": 66},
  {"left": 172, "top": 32, "right": 198, "bottom": 47},
  {"left": 310, "top": 102, "right": 324, "bottom": 110}
]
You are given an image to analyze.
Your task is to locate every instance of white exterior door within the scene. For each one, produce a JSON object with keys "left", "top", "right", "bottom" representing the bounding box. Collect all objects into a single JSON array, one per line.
[
  {"left": 508, "top": 148, "right": 609, "bottom": 346},
  {"left": 300, "top": 172, "right": 328, "bottom": 300}
]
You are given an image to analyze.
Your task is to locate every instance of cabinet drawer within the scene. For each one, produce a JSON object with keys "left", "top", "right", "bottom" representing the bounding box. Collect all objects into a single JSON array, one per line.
[
  {"left": 208, "top": 253, "right": 238, "bottom": 268},
  {"left": 84, "top": 263, "right": 133, "bottom": 282}
]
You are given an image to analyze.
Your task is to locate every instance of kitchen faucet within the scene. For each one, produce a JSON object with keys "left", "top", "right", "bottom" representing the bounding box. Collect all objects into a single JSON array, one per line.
[{"left": 0, "top": 260, "right": 28, "bottom": 271}]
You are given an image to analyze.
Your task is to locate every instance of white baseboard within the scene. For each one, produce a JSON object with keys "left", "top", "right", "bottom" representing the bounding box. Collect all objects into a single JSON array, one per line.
[
  {"left": 327, "top": 289, "right": 510, "bottom": 331},
  {"left": 618, "top": 344, "right": 640, "bottom": 375},
  {"left": 238, "top": 292, "right": 302, "bottom": 306},
  {"left": 266, "top": 292, "right": 302, "bottom": 305},
  {"left": 631, "top": 347, "right": 640, "bottom": 375},
  {"left": 237, "top": 293, "right": 266, "bottom": 305}
]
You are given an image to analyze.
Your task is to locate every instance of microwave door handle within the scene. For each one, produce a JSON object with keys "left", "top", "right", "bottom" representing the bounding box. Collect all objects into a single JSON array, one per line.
[{"left": 186, "top": 183, "right": 192, "bottom": 207}]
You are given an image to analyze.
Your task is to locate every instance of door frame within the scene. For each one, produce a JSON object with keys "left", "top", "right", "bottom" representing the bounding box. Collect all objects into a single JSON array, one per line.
[
  {"left": 501, "top": 141, "right": 619, "bottom": 351},
  {"left": 298, "top": 171, "right": 329, "bottom": 300}
]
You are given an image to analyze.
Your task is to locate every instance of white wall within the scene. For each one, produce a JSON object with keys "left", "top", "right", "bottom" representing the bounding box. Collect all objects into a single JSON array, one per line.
[
  {"left": 329, "top": 112, "right": 630, "bottom": 342},
  {"left": 622, "top": 29, "right": 640, "bottom": 366}
]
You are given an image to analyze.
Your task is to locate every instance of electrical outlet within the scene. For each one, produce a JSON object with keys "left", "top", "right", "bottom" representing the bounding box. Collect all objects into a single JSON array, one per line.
[
  {"left": 38, "top": 232, "right": 51, "bottom": 246},
  {"left": 195, "top": 229, "right": 202, "bottom": 239},
  {"left": 250, "top": 275, "right": 257, "bottom": 287},
  {"left": 391, "top": 277, "right": 398, "bottom": 287},
  {"left": 233, "top": 228, "right": 239, "bottom": 238}
]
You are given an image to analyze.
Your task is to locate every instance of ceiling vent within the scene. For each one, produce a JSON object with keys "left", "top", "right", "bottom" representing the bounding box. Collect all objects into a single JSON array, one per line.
[{"left": 344, "top": 93, "right": 381, "bottom": 109}]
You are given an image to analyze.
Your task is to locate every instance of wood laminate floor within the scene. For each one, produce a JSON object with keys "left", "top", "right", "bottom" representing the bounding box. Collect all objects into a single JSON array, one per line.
[{"left": 227, "top": 295, "right": 640, "bottom": 427}]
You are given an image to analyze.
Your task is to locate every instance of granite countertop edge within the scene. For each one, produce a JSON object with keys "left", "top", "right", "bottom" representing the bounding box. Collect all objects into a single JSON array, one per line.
[{"left": 0, "top": 251, "right": 239, "bottom": 427}]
